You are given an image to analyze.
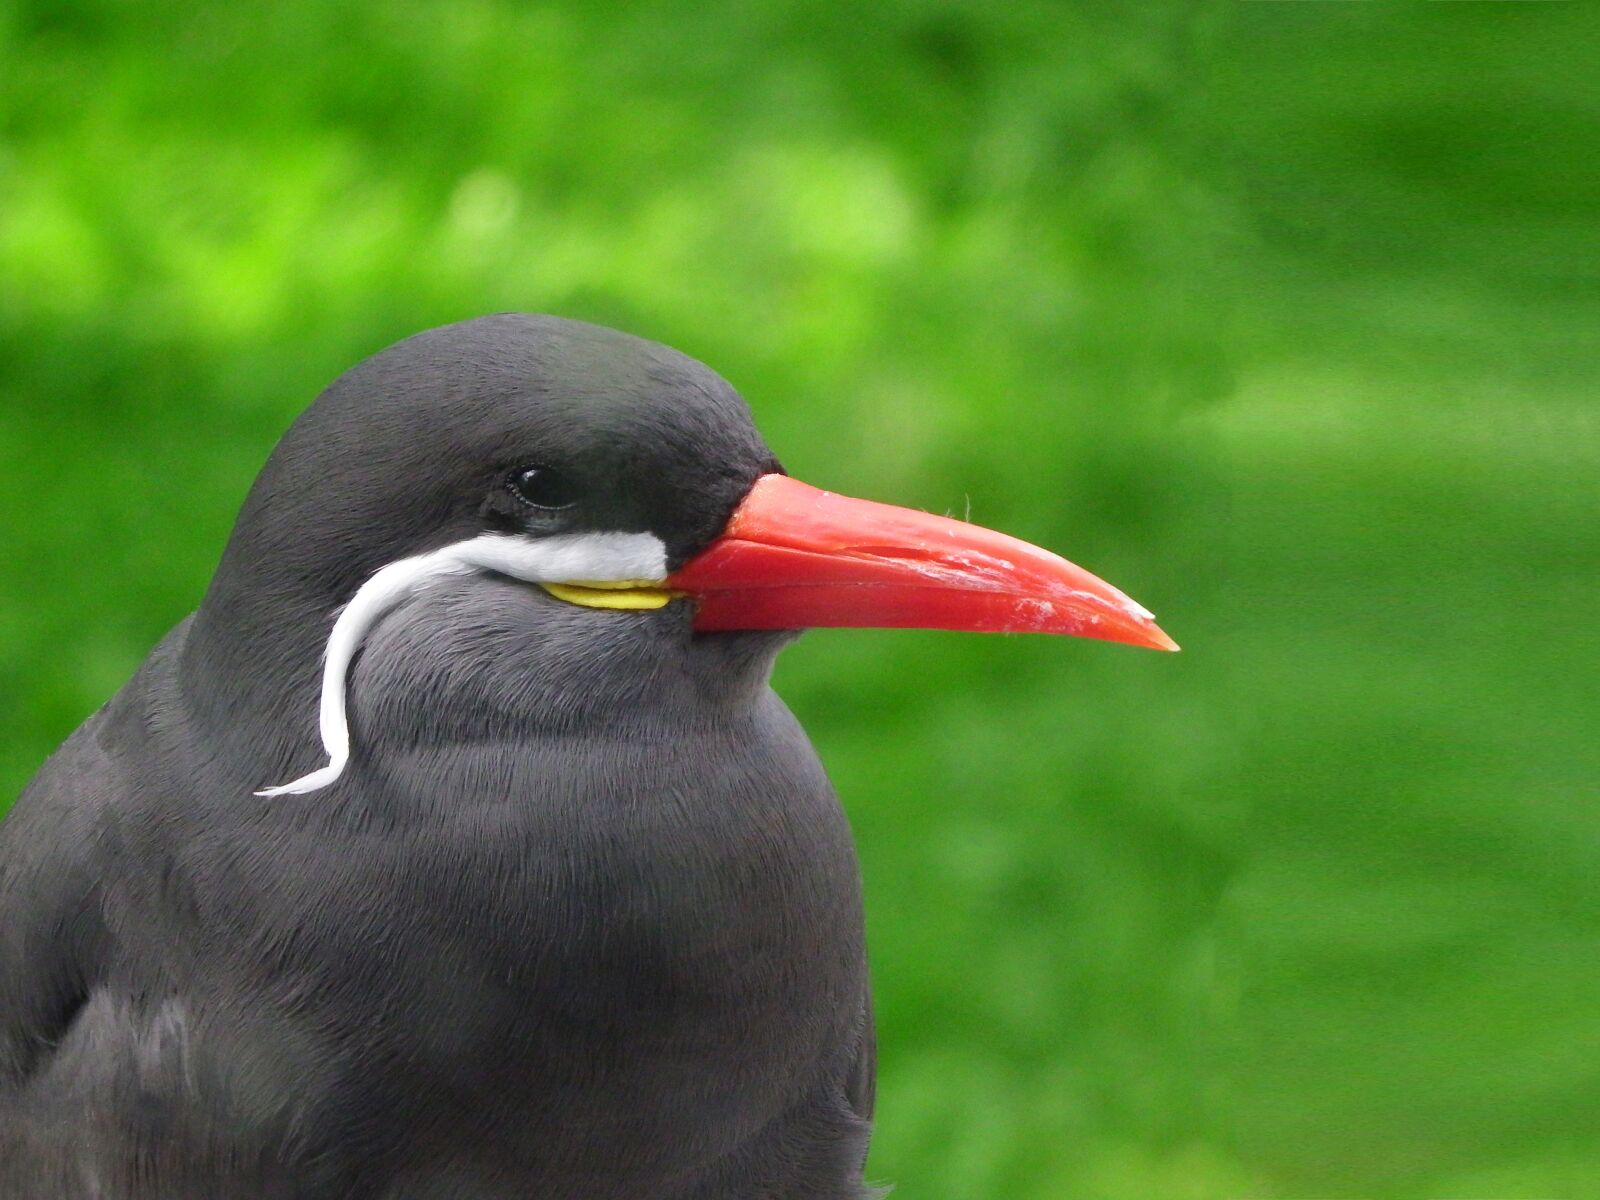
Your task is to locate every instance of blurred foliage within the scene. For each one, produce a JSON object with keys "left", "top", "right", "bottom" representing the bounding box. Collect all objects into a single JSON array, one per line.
[{"left": 2, "top": 1, "right": 1597, "bottom": 1196}]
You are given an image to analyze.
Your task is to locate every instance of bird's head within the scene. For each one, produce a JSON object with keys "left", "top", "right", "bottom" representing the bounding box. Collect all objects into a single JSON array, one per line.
[{"left": 188, "top": 314, "right": 1174, "bottom": 797}]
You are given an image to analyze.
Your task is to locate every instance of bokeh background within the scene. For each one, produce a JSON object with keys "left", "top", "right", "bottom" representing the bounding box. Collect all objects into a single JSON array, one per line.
[{"left": 3, "top": 2, "right": 1596, "bottom": 1196}]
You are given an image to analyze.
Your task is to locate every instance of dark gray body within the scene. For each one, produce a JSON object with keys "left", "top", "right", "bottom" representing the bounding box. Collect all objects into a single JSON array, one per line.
[{"left": 0, "top": 317, "right": 876, "bottom": 1198}]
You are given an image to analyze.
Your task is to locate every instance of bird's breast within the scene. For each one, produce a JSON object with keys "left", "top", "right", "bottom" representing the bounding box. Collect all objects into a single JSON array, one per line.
[{"left": 192, "top": 690, "right": 867, "bottom": 1179}]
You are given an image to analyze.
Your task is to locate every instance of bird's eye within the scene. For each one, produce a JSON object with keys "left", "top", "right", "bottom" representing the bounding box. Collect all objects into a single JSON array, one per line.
[{"left": 508, "top": 466, "right": 579, "bottom": 511}]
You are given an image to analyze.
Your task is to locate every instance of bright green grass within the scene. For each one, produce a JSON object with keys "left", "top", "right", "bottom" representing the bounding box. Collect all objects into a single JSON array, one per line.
[{"left": 3, "top": 2, "right": 1596, "bottom": 1195}]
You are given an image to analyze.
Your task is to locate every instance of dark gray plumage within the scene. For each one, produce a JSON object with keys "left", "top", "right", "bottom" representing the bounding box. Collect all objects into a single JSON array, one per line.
[{"left": 0, "top": 316, "right": 876, "bottom": 1198}]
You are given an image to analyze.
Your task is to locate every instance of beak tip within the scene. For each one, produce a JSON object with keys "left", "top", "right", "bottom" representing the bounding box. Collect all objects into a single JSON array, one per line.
[{"left": 1146, "top": 625, "right": 1181, "bottom": 653}]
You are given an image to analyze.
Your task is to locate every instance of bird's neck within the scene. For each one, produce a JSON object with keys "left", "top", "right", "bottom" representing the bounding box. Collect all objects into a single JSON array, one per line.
[{"left": 177, "top": 583, "right": 336, "bottom": 795}]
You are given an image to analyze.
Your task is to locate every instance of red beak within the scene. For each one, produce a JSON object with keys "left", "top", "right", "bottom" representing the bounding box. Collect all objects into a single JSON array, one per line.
[{"left": 666, "top": 475, "right": 1178, "bottom": 651}]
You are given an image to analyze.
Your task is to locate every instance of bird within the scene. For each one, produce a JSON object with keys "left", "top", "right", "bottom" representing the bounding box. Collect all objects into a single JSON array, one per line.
[{"left": 0, "top": 314, "right": 1176, "bottom": 1199}]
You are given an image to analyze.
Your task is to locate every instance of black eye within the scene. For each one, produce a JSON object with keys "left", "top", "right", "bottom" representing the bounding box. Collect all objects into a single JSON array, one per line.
[{"left": 508, "top": 466, "right": 579, "bottom": 511}]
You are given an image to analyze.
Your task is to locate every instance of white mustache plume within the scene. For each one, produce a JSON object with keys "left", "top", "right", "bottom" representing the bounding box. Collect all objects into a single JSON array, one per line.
[{"left": 256, "top": 531, "right": 668, "bottom": 797}]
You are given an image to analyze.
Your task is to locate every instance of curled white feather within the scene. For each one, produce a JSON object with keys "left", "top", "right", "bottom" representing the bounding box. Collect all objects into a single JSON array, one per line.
[{"left": 256, "top": 532, "right": 668, "bottom": 797}]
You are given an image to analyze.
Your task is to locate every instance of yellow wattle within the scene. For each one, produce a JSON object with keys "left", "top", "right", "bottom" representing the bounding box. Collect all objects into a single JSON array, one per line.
[{"left": 539, "top": 580, "right": 678, "bottom": 611}]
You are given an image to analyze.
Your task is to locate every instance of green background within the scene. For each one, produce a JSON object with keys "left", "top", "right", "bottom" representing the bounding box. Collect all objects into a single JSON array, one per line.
[{"left": 2, "top": 2, "right": 1596, "bottom": 1196}]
